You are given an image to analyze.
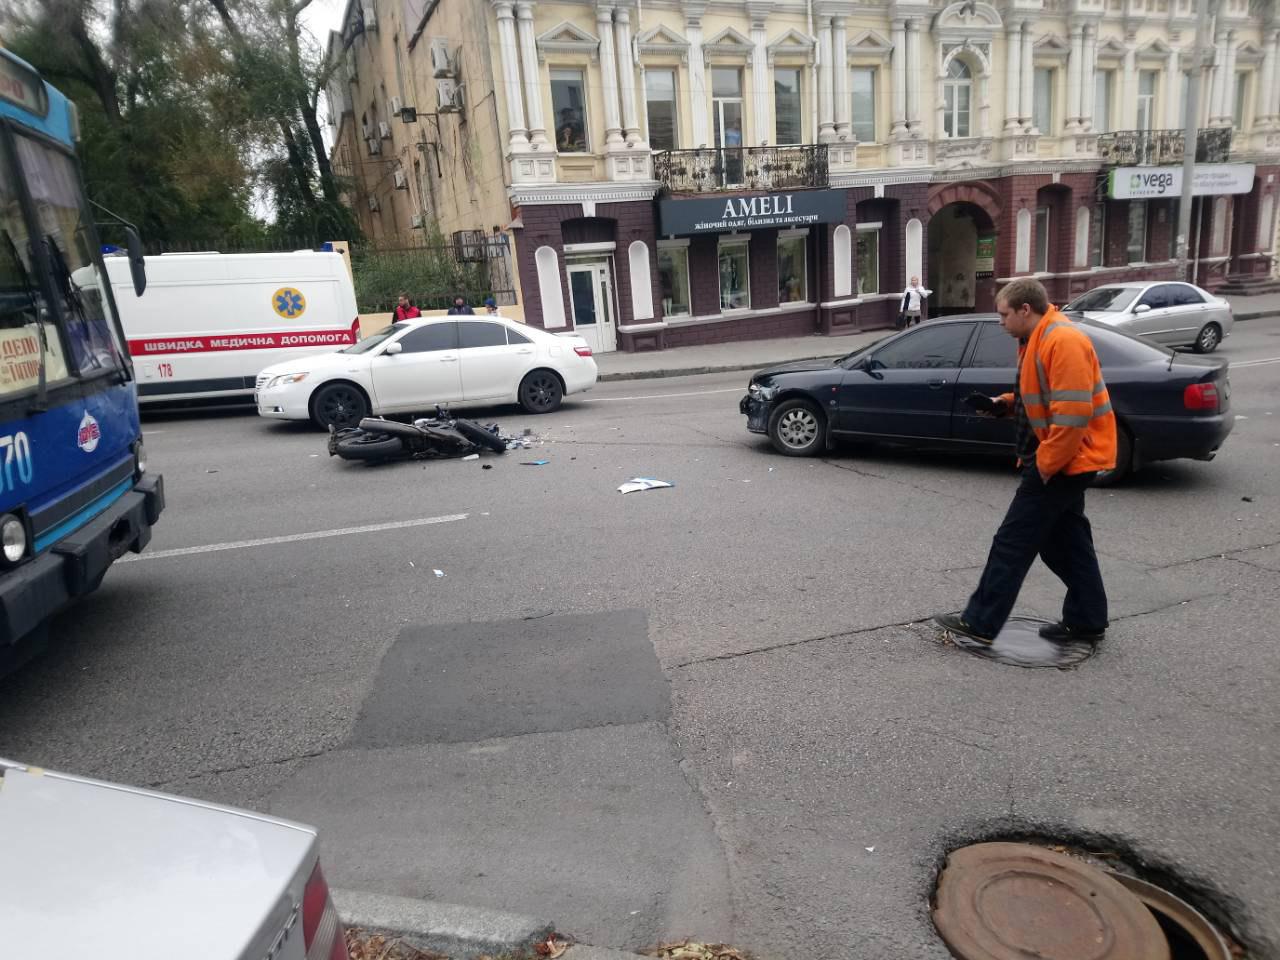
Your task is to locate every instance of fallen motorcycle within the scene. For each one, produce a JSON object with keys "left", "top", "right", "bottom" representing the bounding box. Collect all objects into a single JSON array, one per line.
[{"left": 328, "top": 407, "right": 509, "bottom": 463}]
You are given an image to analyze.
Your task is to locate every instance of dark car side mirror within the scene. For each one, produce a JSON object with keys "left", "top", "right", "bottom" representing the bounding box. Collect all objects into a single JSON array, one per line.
[{"left": 124, "top": 226, "right": 146, "bottom": 297}]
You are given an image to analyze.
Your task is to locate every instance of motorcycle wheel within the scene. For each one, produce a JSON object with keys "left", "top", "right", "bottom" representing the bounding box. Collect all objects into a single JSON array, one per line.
[
  {"left": 334, "top": 433, "right": 407, "bottom": 461},
  {"left": 453, "top": 418, "right": 507, "bottom": 453}
]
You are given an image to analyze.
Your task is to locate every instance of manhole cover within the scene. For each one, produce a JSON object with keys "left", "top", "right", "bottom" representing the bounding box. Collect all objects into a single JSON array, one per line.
[
  {"left": 945, "top": 616, "right": 1097, "bottom": 669},
  {"left": 934, "top": 842, "right": 1170, "bottom": 960}
]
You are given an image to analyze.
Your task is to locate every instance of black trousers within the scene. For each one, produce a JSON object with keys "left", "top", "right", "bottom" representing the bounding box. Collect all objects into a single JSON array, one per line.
[{"left": 963, "top": 465, "right": 1109, "bottom": 637}]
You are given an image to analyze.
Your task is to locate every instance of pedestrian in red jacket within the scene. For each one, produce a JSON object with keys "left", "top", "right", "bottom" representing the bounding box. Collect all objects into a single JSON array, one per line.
[{"left": 394, "top": 293, "right": 421, "bottom": 321}]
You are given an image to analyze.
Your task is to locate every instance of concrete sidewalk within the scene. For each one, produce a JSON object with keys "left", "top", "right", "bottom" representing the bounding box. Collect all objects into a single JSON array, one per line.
[{"left": 594, "top": 291, "right": 1280, "bottom": 383}]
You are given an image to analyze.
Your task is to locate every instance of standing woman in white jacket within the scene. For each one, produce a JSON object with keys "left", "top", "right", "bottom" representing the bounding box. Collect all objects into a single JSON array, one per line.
[{"left": 897, "top": 277, "right": 932, "bottom": 328}]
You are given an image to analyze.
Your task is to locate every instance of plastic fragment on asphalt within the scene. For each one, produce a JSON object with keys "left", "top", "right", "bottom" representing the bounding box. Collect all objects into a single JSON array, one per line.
[
  {"left": 433, "top": 569, "right": 445, "bottom": 578},
  {"left": 618, "top": 478, "right": 674, "bottom": 494},
  {"left": 1236, "top": 415, "right": 1248, "bottom": 420},
  {"left": 866, "top": 846, "right": 875, "bottom": 852},
  {"left": 482, "top": 464, "right": 493, "bottom": 470},
  {"left": 521, "top": 459, "right": 549, "bottom": 465},
  {"left": 462, "top": 453, "right": 479, "bottom": 461},
  {"left": 1243, "top": 496, "right": 1254, "bottom": 502}
]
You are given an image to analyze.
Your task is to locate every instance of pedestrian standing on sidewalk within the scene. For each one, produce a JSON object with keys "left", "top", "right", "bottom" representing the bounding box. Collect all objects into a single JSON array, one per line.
[
  {"left": 897, "top": 277, "right": 932, "bottom": 328},
  {"left": 394, "top": 293, "right": 421, "bottom": 321},
  {"left": 935, "top": 278, "right": 1117, "bottom": 645},
  {"left": 447, "top": 295, "right": 474, "bottom": 315}
]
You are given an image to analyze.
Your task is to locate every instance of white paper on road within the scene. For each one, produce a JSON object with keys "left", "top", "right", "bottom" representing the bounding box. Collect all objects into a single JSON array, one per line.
[{"left": 618, "top": 478, "right": 674, "bottom": 494}]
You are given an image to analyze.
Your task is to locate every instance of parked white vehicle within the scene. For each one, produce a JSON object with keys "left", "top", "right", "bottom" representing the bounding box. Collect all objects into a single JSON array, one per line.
[
  {"left": 0, "top": 757, "right": 350, "bottom": 960},
  {"left": 1063, "top": 281, "right": 1234, "bottom": 353},
  {"left": 104, "top": 250, "right": 360, "bottom": 404},
  {"left": 256, "top": 315, "right": 598, "bottom": 428}
]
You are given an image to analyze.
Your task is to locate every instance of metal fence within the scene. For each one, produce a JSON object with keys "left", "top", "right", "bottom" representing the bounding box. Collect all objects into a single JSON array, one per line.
[
  {"left": 1096, "top": 128, "right": 1233, "bottom": 166},
  {"left": 655, "top": 144, "right": 830, "bottom": 195}
]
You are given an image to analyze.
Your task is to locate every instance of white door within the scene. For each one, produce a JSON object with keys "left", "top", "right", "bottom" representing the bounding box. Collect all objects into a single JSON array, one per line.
[
  {"left": 567, "top": 262, "right": 617, "bottom": 354},
  {"left": 369, "top": 320, "right": 464, "bottom": 411},
  {"left": 458, "top": 319, "right": 530, "bottom": 400}
]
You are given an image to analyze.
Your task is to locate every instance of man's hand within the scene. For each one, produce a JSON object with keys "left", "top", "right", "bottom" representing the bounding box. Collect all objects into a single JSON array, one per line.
[{"left": 1039, "top": 468, "right": 1052, "bottom": 485}]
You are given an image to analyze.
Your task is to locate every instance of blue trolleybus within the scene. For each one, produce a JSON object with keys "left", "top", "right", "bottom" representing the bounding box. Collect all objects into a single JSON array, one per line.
[{"left": 0, "top": 49, "right": 163, "bottom": 671}]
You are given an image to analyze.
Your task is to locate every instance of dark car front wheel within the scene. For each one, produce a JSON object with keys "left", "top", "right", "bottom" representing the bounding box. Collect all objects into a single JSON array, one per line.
[{"left": 768, "top": 398, "right": 825, "bottom": 457}]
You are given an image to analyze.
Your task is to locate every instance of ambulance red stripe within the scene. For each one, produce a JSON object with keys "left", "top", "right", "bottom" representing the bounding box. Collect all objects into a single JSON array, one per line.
[{"left": 126, "top": 329, "right": 356, "bottom": 355}]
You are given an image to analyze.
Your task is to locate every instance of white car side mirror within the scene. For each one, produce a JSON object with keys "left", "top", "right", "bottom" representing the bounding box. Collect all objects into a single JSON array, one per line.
[
  {"left": 385, "top": 341, "right": 403, "bottom": 355},
  {"left": 1133, "top": 303, "right": 1152, "bottom": 314}
]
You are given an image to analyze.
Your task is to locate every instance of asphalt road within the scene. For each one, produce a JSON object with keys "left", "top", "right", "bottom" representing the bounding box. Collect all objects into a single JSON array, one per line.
[{"left": 3, "top": 321, "right": 1279, "bottom": 958}]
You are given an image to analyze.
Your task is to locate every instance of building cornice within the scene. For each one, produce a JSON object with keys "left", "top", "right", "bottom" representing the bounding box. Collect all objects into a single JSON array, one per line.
[{"left": 509, "top": 181, "right": 662, "bottom": 205}]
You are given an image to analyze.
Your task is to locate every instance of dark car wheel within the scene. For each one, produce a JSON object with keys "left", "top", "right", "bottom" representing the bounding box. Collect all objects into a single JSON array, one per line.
[
  {"left": 311, "top": 383, "right": 369, "bottom": 429},
  {"left": 454, "top": 418, "right": 507, "bottom": 453},
  {"left": 768, "top": 398, "right": 825, "bottom": 457},
  {"left": 1092, "top": 424, "right": 1132, "bottom": 488},
  {"left": 519, "top": 370, "right": 563, "bottom": 414},
  {"left": 1192, "top": 322, "right": 1222, "bottom": 354},
  {"left": 334, "top": 433, "right": 405, "bottom": 461}
]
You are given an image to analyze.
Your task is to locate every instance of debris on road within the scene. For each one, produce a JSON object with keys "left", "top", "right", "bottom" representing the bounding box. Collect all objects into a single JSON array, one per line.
[
  {"left": 433, "top": 569, "right": 445, "bottom": 578},
  {"left": 521, "top": 459, "right": 550, "bottom": 466},
  {"left": 345, "top": 928, "right": 447, "bottom": 960},
  {"left": 1242, "top": 496, "right": 1254, "bottom": 502},
  {"left": 533, "top": 935, "right": 571, "bottom": 958},
  {"left": 618, "top": 477, "right": 674, "bottom": 494},
  {"left": 462, "top": 453, "right": 479, "bottom": 461},
  {"left": 644, "top": 940, "right": 748, "bottom": 960}
]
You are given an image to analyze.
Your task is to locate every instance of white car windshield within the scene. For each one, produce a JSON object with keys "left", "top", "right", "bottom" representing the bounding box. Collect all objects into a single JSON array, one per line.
[
  {"left": 1066, "top": 288, "right": 1140, "bottom": 312},
  {"left": 341, "top": 323, "right": 406, "bottom": 354}
]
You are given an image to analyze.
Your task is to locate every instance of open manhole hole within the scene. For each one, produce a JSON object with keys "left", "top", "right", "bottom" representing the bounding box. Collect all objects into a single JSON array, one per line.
[
  {"left": 932, "top": 842, "right": 1234, "bottom": 960},
  {"left": 941, "top": 616, "right": 1097, "bottom": 669}
]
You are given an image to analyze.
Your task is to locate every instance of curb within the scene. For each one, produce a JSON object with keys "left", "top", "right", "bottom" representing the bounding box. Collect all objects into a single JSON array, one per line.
[
  {"left": 597, "top": 353, "right": 840, "bottom": 383},
  {"left": 334, "top": 889, "right": 652, "bottom": 960}
]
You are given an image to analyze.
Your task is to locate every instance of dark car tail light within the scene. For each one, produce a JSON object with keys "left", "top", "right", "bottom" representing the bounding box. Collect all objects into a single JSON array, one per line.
[
  {"left": 303, "top": 862, "right": 349, "bottom": 960},
  {"left": 574, "top": 346, "right": 592, "bottom": 357},
  {"left": 1183, "top": 382, "right": 1219, "bottom": 411}
]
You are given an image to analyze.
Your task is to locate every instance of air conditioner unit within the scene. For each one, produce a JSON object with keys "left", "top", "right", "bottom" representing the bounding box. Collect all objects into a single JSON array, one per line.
[
  {"left": 368, "top": 195, "right": 380, "bottom": 211},
  {"left": 436, "top": 78, "right": 461, "bottom": 113},
  {"left": 362, "top": 4, "right": 377, "bottom": 30},
  {"left": 367, "top": 137, "right": 381, "bottom": 155},
  {"left": 390, "top": 95, "right": 403, "bottom": 115},
  {"left": 430, "top": 38, "right": 454, "bottom": 78},
  {"left": 378, "top": 121, "right": 391, "bottom": 139},
  {"left": 410, "top": 214, "right": 424, "bottom": 228},
  {"left": 393, "top": 169, "right": 407, "bottom": 189},
  {"left": 360, "top": 122, "right": 371, "bottom": 139}
]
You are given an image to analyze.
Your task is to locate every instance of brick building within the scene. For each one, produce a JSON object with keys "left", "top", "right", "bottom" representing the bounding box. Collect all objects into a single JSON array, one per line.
[{"left": 329, "top": 0, "right": 1280, "bottom": 352}]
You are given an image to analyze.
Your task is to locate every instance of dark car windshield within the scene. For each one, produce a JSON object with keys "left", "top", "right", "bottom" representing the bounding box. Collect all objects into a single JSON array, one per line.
[
  {"left": 342, "top": 323, "right": 405, "bottom": 354},
  {"left": 1065, "top": 287, "right": 1140, "bottom": 312},
  {"left": 838, "top": 335, "right": 889, "bottom": 367}
]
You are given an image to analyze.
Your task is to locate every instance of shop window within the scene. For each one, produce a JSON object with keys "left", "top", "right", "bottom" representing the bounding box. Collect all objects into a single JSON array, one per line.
[
  {"left": 658, "top": 245, "right": 691, "bottom": 318},
  {"left": 1034, "top": 207, "right": 1051, "bottom": 273},
  {"left": 1033, "top": 68, "right": 1054, "bottom": 133},
  {"left": 856, "top": 228, "right": 879, "bottom": 295},
  {"left": 1090, "top": 205, "right": 1107, "bottom": 267},
  {"left": 774, "top": 68, "right": 803, "bottom": 145},
  {"left": 943, "top": 59, "right": 972, "bottom": 138},
  {"left": 551, "top": 69, "right": 588, "bottom": 153},
  {"left": 1137, "top": 71, "right": 1157, "bottom": 132},
  {"left": 777, "top": 234, "right": 807, "bottom": 303},
  {"left": 646, "top": 69, "right": 678, "bottom": 151},
  {"left": 1094, "top": 71, "right": 1113, "bottom": 133},
  {"left": 1127, "top": 201, "right": 1148, "bottom": 264},
  {"left": 851, "top": 67, "right": 876, "bottom": 143},
  {"left": 718, "top": 241, "right": 750, "bottom": 311}
]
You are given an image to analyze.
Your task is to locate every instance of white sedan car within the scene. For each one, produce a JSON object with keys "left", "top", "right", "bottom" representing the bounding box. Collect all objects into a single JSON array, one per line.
[{"left": 256, "top": 315, "right": 598, "bottom": 428}]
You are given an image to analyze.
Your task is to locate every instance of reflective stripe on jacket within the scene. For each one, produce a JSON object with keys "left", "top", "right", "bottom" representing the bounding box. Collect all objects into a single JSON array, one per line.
[{"left": 998, "top": 307, "right": 1117, "bottom": 476}]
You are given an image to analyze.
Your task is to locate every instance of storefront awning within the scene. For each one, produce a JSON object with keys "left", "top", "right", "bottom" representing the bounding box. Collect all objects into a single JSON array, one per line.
[
  {"left": 658, "top": 189, "right": 848, "bottom": 236},
  {"left": 1108, "top": 164, "right": 1255, "bottom": 200}
]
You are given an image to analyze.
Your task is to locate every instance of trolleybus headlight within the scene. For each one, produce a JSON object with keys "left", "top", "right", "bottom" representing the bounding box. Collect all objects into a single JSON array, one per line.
[
  {"left": 134, "top": 439, "right": 148, "bottom": 476},
  {"left": 1, "top": 515, "right": 27, "bottom": 564}
]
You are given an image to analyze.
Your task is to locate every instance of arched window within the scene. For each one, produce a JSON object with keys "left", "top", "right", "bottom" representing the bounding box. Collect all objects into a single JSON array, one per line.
[{"left": 943, "top": 59, "right": 972, "bottom": 138}]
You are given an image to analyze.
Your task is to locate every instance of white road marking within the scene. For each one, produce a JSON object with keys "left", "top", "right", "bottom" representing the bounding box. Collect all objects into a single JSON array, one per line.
[
  {"left": 584, "top": 387, "right": 745, "bottom": 403},
  {"left": 1230, "top": 356, "right": 1280, "bottom": 368},
  {"left": 121, "top": 513, "right": 468, "bottom": 562}
]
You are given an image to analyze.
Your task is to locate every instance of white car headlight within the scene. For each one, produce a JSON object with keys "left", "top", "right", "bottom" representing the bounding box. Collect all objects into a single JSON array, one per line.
[
  {"left": 749, "top": 382, "right": 778, "bottom": 401},
  {"left": 1, "top": 514, "right": 27, "bottom": 564},
  {"left": 268, "top": 372, "right": 309, "bottom": 388}
]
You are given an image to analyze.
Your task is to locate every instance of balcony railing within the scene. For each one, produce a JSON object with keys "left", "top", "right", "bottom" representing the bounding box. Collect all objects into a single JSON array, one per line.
[
  {"left": 654, "top": 145, "right": 829, "bottom": 195},
  {"left": 1096, "top": 128, "right": 1233, "bottom": 166}
]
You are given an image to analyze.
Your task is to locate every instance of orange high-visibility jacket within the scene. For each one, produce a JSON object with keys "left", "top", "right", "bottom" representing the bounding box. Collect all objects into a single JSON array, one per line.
[{"left": 998, "top": 307, "right": 1117, "bottom": 477}]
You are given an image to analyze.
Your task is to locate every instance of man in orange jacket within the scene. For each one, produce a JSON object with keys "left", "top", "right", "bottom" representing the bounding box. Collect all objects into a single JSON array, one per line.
[{"left": 936, "top": 278, "right": 1117, "bottom": 645}]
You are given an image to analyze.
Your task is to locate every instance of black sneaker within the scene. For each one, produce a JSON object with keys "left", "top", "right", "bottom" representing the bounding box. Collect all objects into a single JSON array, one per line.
[
  {"left": 934, "top": 613, "right": 994, "bottom": 645},
  {"left": 1038, "top": 622, "right": 1106, "bottom": 643}
]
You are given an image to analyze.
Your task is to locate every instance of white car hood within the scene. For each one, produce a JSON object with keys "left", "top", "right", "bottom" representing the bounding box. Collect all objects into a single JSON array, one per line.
[
  {"left": 0, "top": 762, "right": 316, "bottom": 959},
  {"left": 259, "top": 349, "right": 367, "bottom": 380}
]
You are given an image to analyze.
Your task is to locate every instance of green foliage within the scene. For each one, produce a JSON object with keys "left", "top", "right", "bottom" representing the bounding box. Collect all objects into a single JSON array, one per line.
[{"left": 351, "top": 227, "right": 493, "bottom": 313}]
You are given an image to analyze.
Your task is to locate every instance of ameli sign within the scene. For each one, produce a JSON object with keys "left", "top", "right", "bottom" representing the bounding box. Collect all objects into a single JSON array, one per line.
[
  {"left": 659, "top": 189, "right": 847, "bottom": 236},
  {"left": 1110, "top": 164, "right": 1255, "bottom": 199}
]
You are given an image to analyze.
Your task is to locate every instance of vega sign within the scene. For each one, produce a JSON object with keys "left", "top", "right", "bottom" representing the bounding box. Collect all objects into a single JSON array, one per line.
[
  {"left": 658, "top": 189, "right": 848, "bottom": 235},
  {"left": 1110, "top": 164, "right": 1255, "bottom": 199}
]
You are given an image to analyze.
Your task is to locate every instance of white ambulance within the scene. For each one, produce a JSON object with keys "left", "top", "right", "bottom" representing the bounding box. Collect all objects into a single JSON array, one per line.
[{"left": 104, "top": 250, "right": 361, "bottom": 405}]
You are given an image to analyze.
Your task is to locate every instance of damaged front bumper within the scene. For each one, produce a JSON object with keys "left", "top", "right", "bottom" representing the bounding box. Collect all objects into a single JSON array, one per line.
[{"left": 740, "top": 394, "right": 772, "bottom": 435}]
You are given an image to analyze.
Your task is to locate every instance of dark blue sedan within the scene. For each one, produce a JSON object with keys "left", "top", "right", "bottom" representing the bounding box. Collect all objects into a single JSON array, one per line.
[{"left": 740, "top": 315, "right": 1232, "bottom": 484}]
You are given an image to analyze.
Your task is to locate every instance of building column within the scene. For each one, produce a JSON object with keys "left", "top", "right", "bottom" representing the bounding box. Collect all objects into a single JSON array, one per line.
[
  {"left": 515, "top": 1, "right": 547, "bottom": 145},
  {"left": 597, "top": 5, "right": 624, "bottom": 145},
  {"left": 750, "top": 13, "right": 770, "bottom": 145},
  {"left": 818, "top": 16, "right": 835, "bottom": 140},
  {"left": 906, "top": 18, "right": 923, "bottom": 133},
  {"left": 1067, "top": 23, "right": 1084, "bottom": 132},
  {"left": 1021, "top": 22, "right": 1034, "bottom": 129},
  {"left": 1120, "top": 34, "right": 1138, "bottom": 130},
  {"left": 834, "top": 16, "right": 851, "bottom": 139},
  {"left": 892, "top": 18, "right": 908, "bottom": 136},
  {"left": 1209, "top": 30, "right": 1229, "bottom": 125},
  {"left": 1221, "top": 29, "right": 1238, "bottom": 127},
  {"left": 1005, "top": 22, "right": 1023, "bottom": 130},
  {"left": 1080, "top": 23, "right": 1096, "bottom": 129},
  {"left": 493, "top": 1, "right": 528, "bottom": 144},
  {"left": 686, "top": 7, "right": 709, "bottom": 147},
  {"left": 1259, "top": 29, "right": 1278, "bottom": 126},
  {"left": 1165, "top": 45, "right": 1182, "bottom": 130},
  {"left": 615, "top": 7, "right": 641, "bottom": 141}
]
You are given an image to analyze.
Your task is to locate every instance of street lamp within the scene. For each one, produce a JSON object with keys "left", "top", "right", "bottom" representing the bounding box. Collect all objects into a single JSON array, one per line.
[{"left": 1176, "top": 0, "right": 1219, "bottom": 281}]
